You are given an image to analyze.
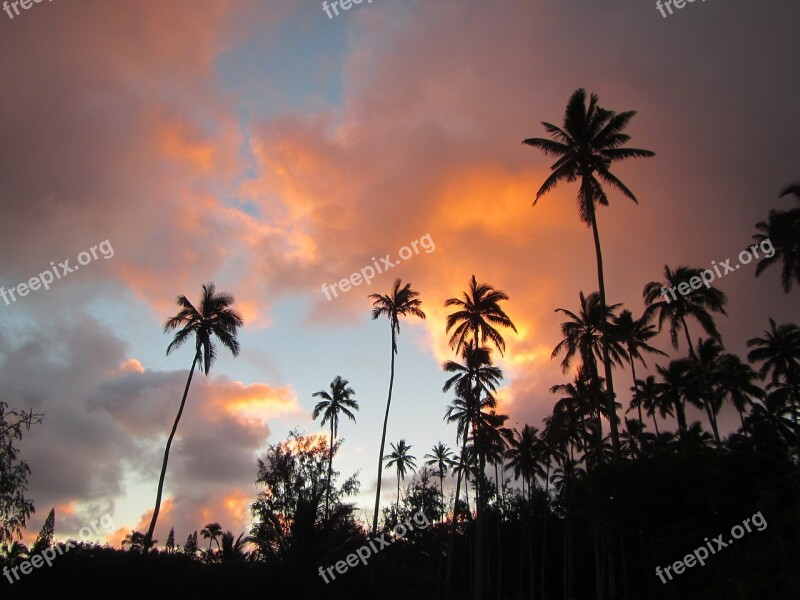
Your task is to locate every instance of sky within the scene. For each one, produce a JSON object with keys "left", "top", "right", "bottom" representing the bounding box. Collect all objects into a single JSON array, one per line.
[{"left": 0, "top": 0, "right": 798, "bottom": 547}]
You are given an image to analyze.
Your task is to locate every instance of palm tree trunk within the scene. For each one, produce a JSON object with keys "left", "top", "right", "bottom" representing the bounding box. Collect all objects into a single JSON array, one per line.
[
  {"left": 326, "top": 422, "right": 334, "bottom": 519},
  {"left": 652, "top": 412, "right": 660, "bottom": 437},
  {"left": 446, "top": 436, "right": 469, "bottom": 600},
  {"left": 585, "top": 181, "right": 620, "bottom": 459},
  {"left": 144, "top": 350, "right": 199, "bottom": 551},
  {"left": 540, "top": 464, "right": 550, "bottom": 600},
  {"left": 681, "top": 317, "right": 697, "bottom": 358},
  {"left": 396, "top": 473, "right": 401, "bottom": 521},
  {"left": 629, "top": 354, "right": 644, "bottom": 429},
  {"left": 372, "top": 328, "right": 396, "bottom": 535}
]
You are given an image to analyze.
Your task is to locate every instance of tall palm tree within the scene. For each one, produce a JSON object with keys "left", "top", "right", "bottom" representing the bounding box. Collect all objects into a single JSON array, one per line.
[
  {"left": 424, "top": 442, "right": 454, "bottom": 523},
  {"left": 384, "top": 440, "right": 417, "bottom": 519},
  {"left": 144, "top": 282, "right": 243, "bottom": 551},
  {"left": 524, "top": 88, "right": 655, "bottom": 458},
  {"left": 201, "top": 522, "right": 223, "bottom": 554},
  {"left": 369, "top": 278, "right": 425, "bottom": 535},
  {"left": 643, "top": 265, "right": 727, "bottom": 357},
  {"left": 613, "top": 309, "right": 667, "bottom": 428},
  {"left": 445, "top": 275, "right": 516, "bottom": 356},
  {"left": 752, "top": 183, "right": 800, "bottom": 293},
  {"left": 312, "top": 375, "right": 359, "bottom": 518}
]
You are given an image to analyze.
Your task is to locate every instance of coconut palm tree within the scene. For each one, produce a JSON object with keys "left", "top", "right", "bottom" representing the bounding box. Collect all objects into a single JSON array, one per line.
[
  {"left": 752, "top": 183, "right": 800, "bottom": 293},
  {"left": 524, "top": 88, "right": 655, "bottom": 458},
  {"left": 445, "top": 275, "right": 517, "bottom": 356},
  {"left": 643, "top": 265, "right": 727, "bottom": 357},
  {"left": 656, "top": 361, "right": 691, "bottom": 437},
  {"left": 384, "top": 440, "right": 417, "bottom": 520},
  {"left": 144, "top": 282, "right": 243, "bottom": 551},
  {"left": 613, "top": 309, "right": 667, "bottom": 428},
  {"left": 122, "top": 531, "right": 148, "bottom": 552},
  {"left": 747, "top": 319, "right": 800, "bottom": 423},
  {"left": 312, "top": 375, "right": 359, "bottom": 518},
  {"left": 369, "top": 278, "right": 425, "bottom": 535},
  {"left": 201, "top": 522, "right": 222, "bottom": 554},
  {"left": 631, "top": 375, "right": 672, "bottom": 436},
  {"left": 424, "top": 442, "right": 454, "bottom": 523}
]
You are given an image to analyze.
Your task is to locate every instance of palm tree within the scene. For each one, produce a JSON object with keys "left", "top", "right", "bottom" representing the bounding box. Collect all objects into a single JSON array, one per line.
[
  {"left": 384, "top": 440, "right": 417, "bottom": 520},
  {"left": 424, "top": 442, "right": 454, "bottom": 523},
  {"left": 218, "top": 531, "right": 248, "bottom": 563},
  {"left": 122, "top": 531, "right": 148, "bottom": 552},
  {"left": 445, "top": 275, "right": 517, "bottom": 356},
  {"left": 656, "top": 361, "right": 691, "bottom": 437},
  {"left": 553, "top": 291, "right": 625, "bottom": 454},
  {"left": 312, "top": 375, "right": 359, "bottom": 518},
  {"left": 369, "top": 279, "right": 425, "bottom": 535},
  {"left": 631, "top": 375, "right": 672, "bottom": 436},
  {"left": 752, "top": 183, "right": 800, "bottom": 293},
  {"left": 144, "top": 282, "right": 243, "bottom": 551},
  {"left": 524, "top": 88, "right": 655, "bottom": 458},
  {"left": 613, "top": 309, "right": 667, "bottom": 428},
  {"left": 201, "top": 522, "right": 222, "bottom": 554},
  {"left": 643, "top": 265, "right": 727, "bottom": 357},
  {"left": 748, "top": 319, "right": 800, "bottom": 425}
]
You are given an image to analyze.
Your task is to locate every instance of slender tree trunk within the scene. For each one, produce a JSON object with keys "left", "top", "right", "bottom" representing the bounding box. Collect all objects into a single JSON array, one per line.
[
  {"left": 652, "top": 412, "right": 660, "bottom": 437},
  {"left": 629, "top": 354, "right": 644, "bottom": 429},
  {"left": 681, "top": 317, "right": 697, "bottom": 358},
  {"left": 446, "top": 436, "right": 469, "bottom": 600},
  {"left": 585, "top": 181, "right": 620, "bottom": 460},
  {"left": 144, "top": 351, "right": 199, "bottom": 551},
  {"left": 372, "top": 328, "right": 396, "bottom": 535},
  {"left": 540, "top": 465, "right": 550, "bottom": 600},
  {"left": 326, "top": 422, "right": 334, "bottom": 519}
]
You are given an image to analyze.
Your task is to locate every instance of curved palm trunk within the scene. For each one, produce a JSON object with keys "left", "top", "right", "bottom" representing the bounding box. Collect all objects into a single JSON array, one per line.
[
  {"left": 585, "top": 183, "right": 620, "bottom": 460},
  {"left": 144, "top": 351, "right": 199, "bottom": 551},
  {"left": 326, "top": 421, "right": 334, "bottom": 519},
  {"left": 680, "top": 317, "right": 697, "bottom": 358},
  {"left": 674, "top": 398, "right": 688, "bottom": 437},
  {"left": 652, "top": 411, "right": 660, "bottom": 437},
  {"left": 372, "top": 329, "right": 396, "bottom": 535}
]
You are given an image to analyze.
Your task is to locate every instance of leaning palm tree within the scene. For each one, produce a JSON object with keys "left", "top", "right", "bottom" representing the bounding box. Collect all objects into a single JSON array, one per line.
[
  {"left": 524, "top": 88, "right": 655, "bottom": 458},
  {"left": 369, "top": 278, "right": 425, "bottom": 535},
  {"left": 424, "top": 442, "right": 454, "bottom": 522},
  {"left": 643, "top": 265, "right": 727, "bottom": 357},
  {"left": 613, "top": 309, "right": 667, "bottom": 428},
  {"left": 752, "top": 183, "right": 800, "bottom": 293},
  {"left": 144, "top": 282, "right": 243, "bottom": 551},
  {"left": 384, "top": 440, "right": 417, "bottom": 519},
  {"left": 201, "top": 522, "right": 223, "bottom": 554},
  {"left": 445, "top": 275, "right": 517, "bottom": 356},
  {"left": 312, "top": 375, "right": 358, "bottom": 518}
]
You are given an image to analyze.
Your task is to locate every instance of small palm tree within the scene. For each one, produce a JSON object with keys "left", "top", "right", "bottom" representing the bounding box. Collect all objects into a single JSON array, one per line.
[
  {"left": 747, "top": 319, "right": 800, "bottom": 423},
  {"left": 752, "top": 183, "right": 800, "bottom": 293},
  {"left": 614, "top": 309, "right": 667, "bottom": 428},
  {"left": 201, "top": 522, "right": 223, "bottom": 554},
  {"left": 384, "top": 440, "right": 417, "bottom": 520},
  {"left": 312, "top": 376, "right": 358, "bottom": 518},
  {"left": 122, "top": 530, "right": 148, "bottom": 552},
  {"left": 369, "top": 279, "right": 425, "bottom": 535},
  {"left": 424, "top": 442, "right": 454, "bottom": 522},
  {"left": 643, "top": 265, "right": 727, "bottom": 357},
  {"left": 524, "top": 88, "right": 655, "bottom": 459},
  {"left": 143, "top": 282, "right": 244, "bottom": 551}
]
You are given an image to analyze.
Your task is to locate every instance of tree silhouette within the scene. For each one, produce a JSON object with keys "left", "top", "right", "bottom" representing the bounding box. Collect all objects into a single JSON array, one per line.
[
  {"left": 524, "top": 88, "right": 655, "bottom": 458},
  {"left": 143, "top": 282, "right": 243, "bottom": 551},
  {"left": 369, "top": 278, "right": 425, "bottom": 535},
  {"left": 312, "top": 375, "right": 358, "bottom": 518}
]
